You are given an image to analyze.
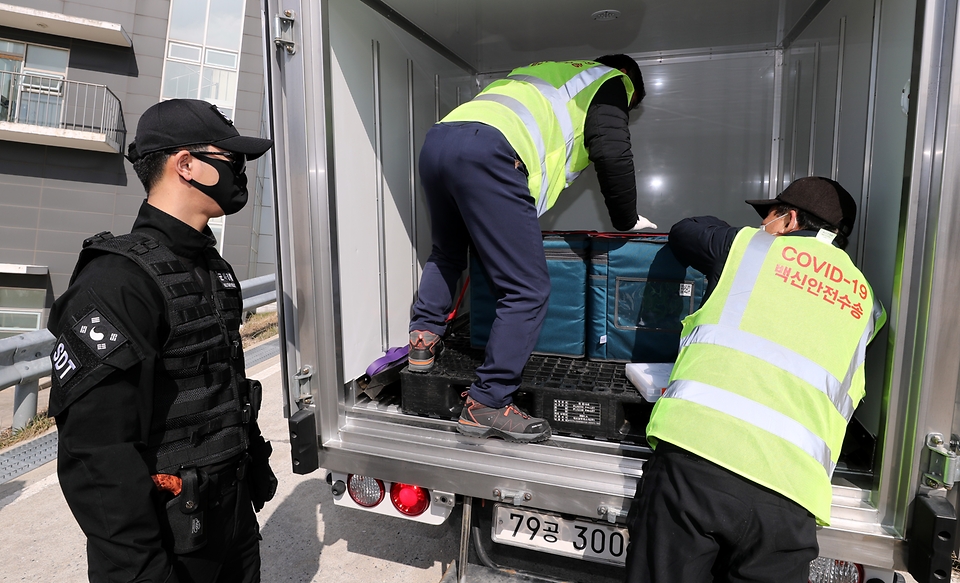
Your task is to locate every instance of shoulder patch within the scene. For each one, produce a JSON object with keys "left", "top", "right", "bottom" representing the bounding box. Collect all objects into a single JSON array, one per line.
[
  {"left": 72, "top": 309, "right": 128, "bottom": 358},
  {"left": 51, "top": 337, "right": 82, "bottom": 385},
  {"left": 214, "top": 271, "right": 238, "bottom": 289}
]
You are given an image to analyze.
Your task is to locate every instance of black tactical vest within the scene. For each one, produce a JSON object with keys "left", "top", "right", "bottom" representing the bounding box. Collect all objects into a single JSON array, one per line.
[{"left": 75, "top": 231, "right": 250, "bottom": 474}]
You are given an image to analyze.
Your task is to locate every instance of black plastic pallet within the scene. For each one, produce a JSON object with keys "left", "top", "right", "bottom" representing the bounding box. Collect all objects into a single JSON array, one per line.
[{"left": 400, "top": 329, "right": 653, "bottom": 443}]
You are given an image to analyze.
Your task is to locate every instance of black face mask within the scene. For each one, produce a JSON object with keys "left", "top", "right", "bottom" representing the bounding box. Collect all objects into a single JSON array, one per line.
[{"left": 187, "top": 152, "right": 248, "bottom": 215}]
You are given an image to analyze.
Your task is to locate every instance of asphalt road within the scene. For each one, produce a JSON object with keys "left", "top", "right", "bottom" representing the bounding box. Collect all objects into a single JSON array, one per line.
[{"left": 0, "top": 353, "right": 459, "bottom": 583}]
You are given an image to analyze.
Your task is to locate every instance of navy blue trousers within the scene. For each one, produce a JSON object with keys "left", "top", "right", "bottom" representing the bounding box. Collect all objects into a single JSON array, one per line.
[{"left": 410, "top": 122, "right": 550, "bottom": 408}]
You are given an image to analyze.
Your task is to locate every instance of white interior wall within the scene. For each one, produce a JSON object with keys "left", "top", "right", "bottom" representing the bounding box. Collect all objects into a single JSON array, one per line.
[
  {"left": 783, "top": 0, "right": 916, "bottom": 437},
  {"left": 539, "top": 52, "right": 777, "bottom": 234},
  {"left": 329, "top": 0, "right": 472, "bottom": 381}
]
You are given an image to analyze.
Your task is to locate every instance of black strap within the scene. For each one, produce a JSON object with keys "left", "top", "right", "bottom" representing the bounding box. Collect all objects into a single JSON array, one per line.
[
  {"left": 162, "top": 345, "right": 230, "bottom": 372},
  {"left": 180, "top": 467, "right": 201, "bottom": 513},
  {"left": 159, "top": 409, "right": 247, "bottom": 445},
  {"left": 155, "top": 430, "right": 246, "bottom": 474}
]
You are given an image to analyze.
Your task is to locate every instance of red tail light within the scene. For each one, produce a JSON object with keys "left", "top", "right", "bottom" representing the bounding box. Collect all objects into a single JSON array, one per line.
[{"left": 390, "top": 482, "right": 430, "bottom": 516}]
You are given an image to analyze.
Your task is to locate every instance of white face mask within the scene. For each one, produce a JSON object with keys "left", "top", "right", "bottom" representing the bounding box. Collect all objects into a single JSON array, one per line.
[{"left": 762, "top": 213, "right": 788, "bottom": 234}]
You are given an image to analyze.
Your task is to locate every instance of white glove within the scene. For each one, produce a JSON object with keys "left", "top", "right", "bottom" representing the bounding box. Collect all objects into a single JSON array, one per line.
[{"left": 630, "top": 215, "right": 658, "bottom": 231}]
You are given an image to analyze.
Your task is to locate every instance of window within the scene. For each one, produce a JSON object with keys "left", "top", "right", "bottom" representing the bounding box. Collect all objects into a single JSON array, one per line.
[
  {"left": 0, "top": 287, "right": 45, "bottom": 339},
  {"left": 160, "top": 0, "right": 244, "bottom": 115},
  {"left": 0, "top": 41, "right": 24, "bottom": 121},
  {"left": 161, "top": 0, "right": 246, "bottom": 245},
  {"left": 0, "top": 40, "right": 69, "bottom": 126}
]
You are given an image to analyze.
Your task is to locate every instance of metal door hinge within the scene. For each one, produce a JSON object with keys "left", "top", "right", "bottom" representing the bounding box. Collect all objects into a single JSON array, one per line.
[
  {"left": 294, "top": 364, "right": 313, "bottom": 405},
  {"left": 274, "top": 11, "right": 296, "bottom": 55},
  {"left": 923, "top": 433, "right": 960, "bottom": 488}
]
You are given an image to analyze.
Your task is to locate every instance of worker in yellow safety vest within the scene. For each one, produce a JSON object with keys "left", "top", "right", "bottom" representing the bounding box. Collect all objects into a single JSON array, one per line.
[
  {"left": 624, "top": 176, "right": 886, "bottom": 583},
  {"left": 407, "top": 56, "right": 657, "bottom": 443}
]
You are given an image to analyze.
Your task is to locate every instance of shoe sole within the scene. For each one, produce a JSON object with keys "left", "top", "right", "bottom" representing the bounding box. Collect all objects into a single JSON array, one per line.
[
  {"left": 456, "top": 421, "right": 552, "bottom": 444},
  {"left": 407, "top": 358, "right": 435, "bottom": 373},
  {"left": 407, "top": 343, "right": 443, "bottom": 373}
]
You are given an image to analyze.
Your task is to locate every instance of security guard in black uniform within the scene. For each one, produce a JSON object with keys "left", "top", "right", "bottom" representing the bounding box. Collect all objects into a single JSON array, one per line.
[{"left": 48, "top": 99, "right": 277, "bottom": 583}]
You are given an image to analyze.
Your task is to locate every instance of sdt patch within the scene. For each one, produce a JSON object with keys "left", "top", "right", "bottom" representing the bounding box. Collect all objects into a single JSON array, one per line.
[
  {"left": 51, "top": 338, "right": 81, "bottom": 385},
  {"left": 73, "top": 310, "right": 127, "bottom": 358}
]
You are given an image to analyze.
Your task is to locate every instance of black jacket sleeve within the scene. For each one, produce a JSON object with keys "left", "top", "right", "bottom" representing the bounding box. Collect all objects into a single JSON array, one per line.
[
  {"left": 668, "top": 216, "right": 742, "bottom": 300},
  {"left": 584, "top": 78, "right": 639, "bottom": 231},
  {"left": 49, "top": 255, "right": 179, "bottom": 583}
]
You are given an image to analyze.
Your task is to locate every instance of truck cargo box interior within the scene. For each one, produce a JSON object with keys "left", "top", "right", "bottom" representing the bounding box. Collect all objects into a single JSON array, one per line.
[
  {"left": 265, "top": 0, "right": 960, "bottom": 572},
  {"left": 321, "top": 0, "right": 904, "bottom": 478}
]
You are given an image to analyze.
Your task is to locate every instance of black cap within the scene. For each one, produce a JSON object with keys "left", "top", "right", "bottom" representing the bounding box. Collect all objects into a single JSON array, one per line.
[
  {"left": 127, "top": 99, "right": 273, "bottom": 162},
  {"left": 745, "top": 176, "right": 857, "bottom": 236}
]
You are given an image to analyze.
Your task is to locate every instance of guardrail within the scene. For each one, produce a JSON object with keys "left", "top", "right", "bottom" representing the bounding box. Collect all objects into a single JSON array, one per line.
[
  {"left": 0, "top": 273, "right": 276, "bottom": 431},
  {"left": 0, "top": 70, "right": 127, "bottom": 152}
]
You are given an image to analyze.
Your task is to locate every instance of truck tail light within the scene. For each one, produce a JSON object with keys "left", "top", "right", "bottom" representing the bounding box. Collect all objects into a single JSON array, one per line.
[
  {"left": 347, "top": 474, "right": 385, "bottom": 507},
  {"left": 808, "top": 557, "right": 863, "bottom": 583},
  {"left": 390, "top": 482, "right": 430, "bottom": 516}
]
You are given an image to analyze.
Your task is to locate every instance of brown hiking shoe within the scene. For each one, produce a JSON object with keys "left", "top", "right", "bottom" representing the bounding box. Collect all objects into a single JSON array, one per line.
[
  {"left": 457, "top": 395, "right": 552, "bottom": 443},
  {"left": 408, "top": 330, "right": 443, "bottom": 373}
]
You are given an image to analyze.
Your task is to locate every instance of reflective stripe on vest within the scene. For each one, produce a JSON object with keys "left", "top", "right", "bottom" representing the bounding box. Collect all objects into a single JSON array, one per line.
[
  {"left": 474, "top": 93, "right": 551, "bottom": 216},
  {"left": 509, "top": 65, "right": 612, "bottom": 185},
  {"left": 666, "top": 379, "right": 836, "bottom": 474},
  {"left": 666, "top": 229, "right": 881, "bottom": 475},
  {"left": 678, "top": 319, "right": 877, "bottom": 421}
]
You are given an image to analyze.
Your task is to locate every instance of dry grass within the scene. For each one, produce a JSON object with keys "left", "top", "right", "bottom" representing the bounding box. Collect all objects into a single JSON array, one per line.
[
  {"left": 241, "top": 311, "right": 279, "bottom": 348},
  {"left": 0, "top": 413, "right": 56, "bottom": 451}
]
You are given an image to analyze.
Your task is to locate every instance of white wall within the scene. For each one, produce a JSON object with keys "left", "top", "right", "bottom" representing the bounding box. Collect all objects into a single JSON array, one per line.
[
  {"left": 329, "top": 0, "right": 473, "bottom": 380},
  {"left": 783, "top": 0, "right": 917, "bottom": 437}
]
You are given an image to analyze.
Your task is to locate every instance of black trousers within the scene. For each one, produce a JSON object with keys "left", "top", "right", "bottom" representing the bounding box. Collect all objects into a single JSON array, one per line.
[
  {"left": 162, "top": 467, "right": 262, "bottom": 583},
  {"left": 624, "top": 443, "right": 819, "bottom": 583}
]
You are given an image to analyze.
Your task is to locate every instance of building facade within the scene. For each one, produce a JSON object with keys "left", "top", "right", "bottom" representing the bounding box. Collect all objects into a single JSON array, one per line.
[{"left": 0, "top": 0, "right": 276, "bottom": 339}]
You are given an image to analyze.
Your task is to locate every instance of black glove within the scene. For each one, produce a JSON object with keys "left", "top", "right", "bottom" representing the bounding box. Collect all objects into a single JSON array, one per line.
[{"left": 247, "top": 436, "right": 278, "bottom": 512}]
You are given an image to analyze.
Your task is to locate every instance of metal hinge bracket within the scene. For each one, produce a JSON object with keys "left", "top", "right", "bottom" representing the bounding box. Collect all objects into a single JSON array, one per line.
[
  {"left": 293, "top": 364, "right": 313, "bottom": 405},
  {"left": 923, "top": 433, "right": 960, "bottom": 489},
  {"left": 274, "top": 10, "right": 296, "bottom": 55},
  {"left": 492, "top": 488, "right": 531, "bottom": 505},
  {"left": 598, "top": 505, "right": 628, "bottom": 524}
]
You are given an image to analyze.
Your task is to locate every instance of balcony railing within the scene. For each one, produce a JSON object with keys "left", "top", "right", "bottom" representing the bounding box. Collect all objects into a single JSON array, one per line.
[{"left": 0, "top": 71, "right": 126, "bottom": 152}]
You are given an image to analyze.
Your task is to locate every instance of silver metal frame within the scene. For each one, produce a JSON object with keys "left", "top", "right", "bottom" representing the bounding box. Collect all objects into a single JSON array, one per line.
[
  {"left": 831, "top": 16, "right": 847, "bottom": 180},
  {"left": 875, "top": 0, "right": 958, "bottom": 542},
  {"left": 371, "top": 39, "right": 390, "bottom": 351},
  {"left": 788, "top": 60, "right": 802, "bottom": 186},
  {"left": 265, "top": 0, "right": 343, "bottom": 428},
  {"left": 808, "top": 41, "right": 821, "bottom": 177},
  {"left": 769, "top": 48, "right": 785, "bottom": 199},
  {"left": 854, "top": 0, "right": 885, "bottom": 266},
  {"left": 408, "top": 59, "right": 420, "bottom": 298}
]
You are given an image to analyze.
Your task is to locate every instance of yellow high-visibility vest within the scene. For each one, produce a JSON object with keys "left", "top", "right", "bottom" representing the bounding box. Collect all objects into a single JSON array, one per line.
[
  {"left": 442, "top": 60, "right": 635, "bottom": 215},
  {"left": 647, "top": 228, "right": 886, "bottom": 524}
]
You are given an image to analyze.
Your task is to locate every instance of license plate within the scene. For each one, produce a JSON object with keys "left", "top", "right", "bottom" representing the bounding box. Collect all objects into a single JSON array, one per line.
[{"left": 491, "top": 504, "right": 629, "bottom": 566}]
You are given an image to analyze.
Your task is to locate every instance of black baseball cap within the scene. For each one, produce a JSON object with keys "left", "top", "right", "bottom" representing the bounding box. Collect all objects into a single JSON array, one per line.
[
  {"left": 127, "top": 99, "right": 273, "bottom": 162},
  {"left": 745, "top": 176, "right": 857, "bottom": 236}
]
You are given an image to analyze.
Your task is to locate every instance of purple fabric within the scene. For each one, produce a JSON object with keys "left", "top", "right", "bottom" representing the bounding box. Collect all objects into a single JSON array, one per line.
[{"left": 365, "top": 345, "right": 409, "bottom": 378}]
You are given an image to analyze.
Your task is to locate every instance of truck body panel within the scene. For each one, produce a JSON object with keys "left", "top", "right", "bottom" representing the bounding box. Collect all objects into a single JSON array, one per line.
[{"left": 264, "top": 0, "right": 960, "bottom": 575}]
